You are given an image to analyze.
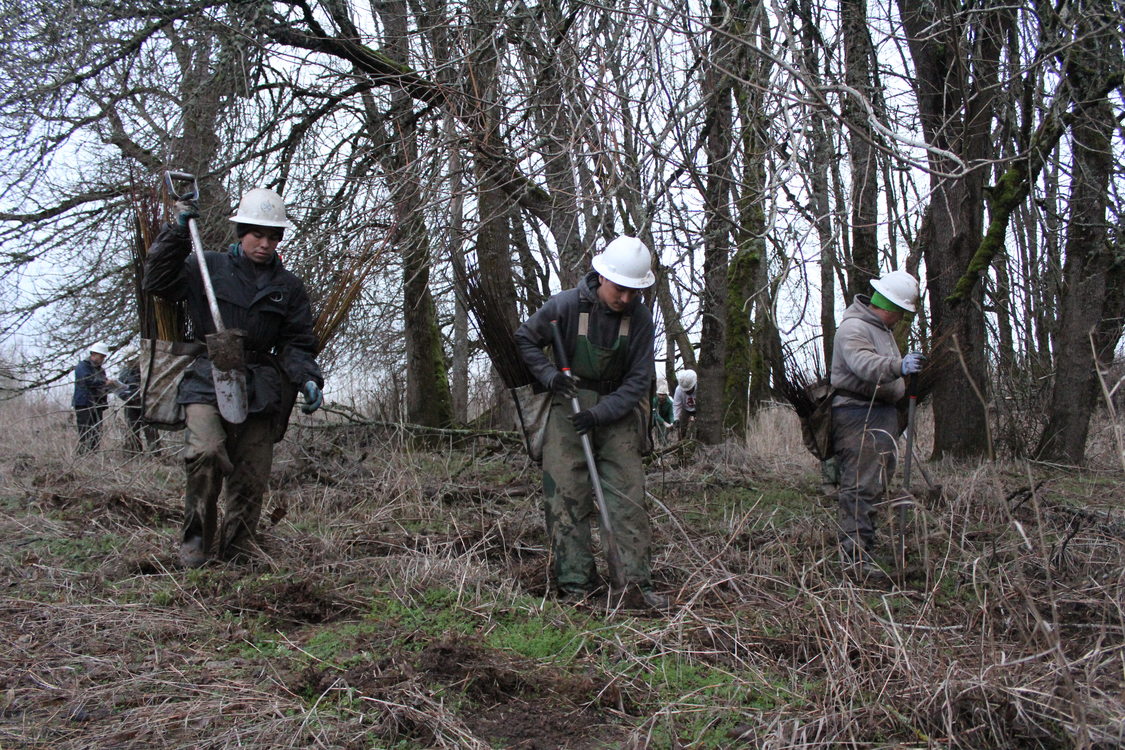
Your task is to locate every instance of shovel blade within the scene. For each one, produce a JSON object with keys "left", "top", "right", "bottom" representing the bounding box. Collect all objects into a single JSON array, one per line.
[
  {"left": 206, "top": 330, "right": 248, "bottom": 424},
  {"left": 213, "top": 366, "right": 248, "bottom": 424}
]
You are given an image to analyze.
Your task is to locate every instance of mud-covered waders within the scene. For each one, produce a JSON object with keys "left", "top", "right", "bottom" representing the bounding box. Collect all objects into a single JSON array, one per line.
[
  {"left": 832, "top": 403, "right": 898, "bottom": 559},
  {"left": 541, "top": 310, "right": 652, "bottom": 593},
  {"left": 182, "top": 403, "right": 275, "bottom": 559}
]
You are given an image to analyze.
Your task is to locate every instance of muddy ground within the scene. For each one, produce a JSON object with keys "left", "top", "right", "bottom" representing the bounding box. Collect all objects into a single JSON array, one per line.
[{"left": 1, "top": 407, "right": 1123, "bottom": 748}]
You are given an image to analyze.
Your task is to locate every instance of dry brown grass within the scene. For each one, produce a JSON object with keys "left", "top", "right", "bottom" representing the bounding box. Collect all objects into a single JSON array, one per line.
[{"left": 0, "top": 397, "right": 1122, "bottom": 748}]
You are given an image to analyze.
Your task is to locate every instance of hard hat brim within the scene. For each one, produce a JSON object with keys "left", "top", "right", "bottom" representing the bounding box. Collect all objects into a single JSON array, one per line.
[
  {"left": 228, "top": 215, "right": 295, "bottom": 229},
  {"left": 592, "top": 255, "right": 656, "bottom": 289}
]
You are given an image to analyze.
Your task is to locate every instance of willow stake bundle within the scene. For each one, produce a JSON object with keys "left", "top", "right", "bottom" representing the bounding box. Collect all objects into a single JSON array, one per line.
[
  {"left": 456, "top": 257, "right": 534, "bottom": 389},
  {"left": 773, "top": 345, "right": 827, "bottom": 418},
  {"left": 131, "top": 183, "right": 185, "bottom": 341}
]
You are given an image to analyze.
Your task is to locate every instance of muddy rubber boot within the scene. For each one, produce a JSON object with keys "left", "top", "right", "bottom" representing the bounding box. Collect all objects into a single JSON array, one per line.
[
  {"left": 178, "top": 536, "right": 208, "bottom": 568},
  {"left": 220, "top": 534, "right": 258, "bottom": 564},
  {"left": 639, "top": 588, "right": 671, "bottom": 611}
]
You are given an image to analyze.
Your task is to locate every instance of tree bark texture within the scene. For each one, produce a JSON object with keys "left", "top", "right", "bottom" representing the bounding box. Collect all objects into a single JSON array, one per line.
[
  {"left": 1035, "top": 4, "right": 1122, "bottom": 463},
  {"left": 897, "top": 0, "right": 1012, "bottom": 459},
  {"left": 841, "top": 0, "right": 879, "bottom": 299}
]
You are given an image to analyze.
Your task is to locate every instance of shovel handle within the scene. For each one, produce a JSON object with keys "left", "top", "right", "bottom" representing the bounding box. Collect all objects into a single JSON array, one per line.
[
  {"left": 163, "top": 171, "right": 225, "bottom": 334},
  {"left": 164, "top": 171, "right": 199, "bottom": 200}
]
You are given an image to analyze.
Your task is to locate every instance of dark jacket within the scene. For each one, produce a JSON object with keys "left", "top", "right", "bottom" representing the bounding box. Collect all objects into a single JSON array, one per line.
[
  {"left": 73, "top": 358, "right": 109, "bottom": 409},
  {"left": 116, "top": 364, "right": 141, "bottom": 404},
  {"left": 142, "top": 224, "right": 323, "bottom": 416},
  {"left": 515, "top": 270, "right": 654, "bottom": 426}
]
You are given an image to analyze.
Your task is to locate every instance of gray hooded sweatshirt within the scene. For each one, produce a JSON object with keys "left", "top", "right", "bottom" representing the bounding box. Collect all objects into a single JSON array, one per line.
[{"left": 831, "top": 294, "right": 905, "bottom": 407}]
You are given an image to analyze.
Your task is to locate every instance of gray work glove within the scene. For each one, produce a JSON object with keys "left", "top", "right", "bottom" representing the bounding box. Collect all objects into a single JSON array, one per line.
[
  {"left": 549, "top": 371, "right": 578, "bottom": 399},
  {"left": 901, "top": 352, "right": 926, "bottom": 376},
  {"left": 174, "top": 193, "right": 200, "bottom": 230},
  {"left": 300, "top": 381, "right": 323, "bottom": 414},
  {"left": 570, "top": 409, "right": 596, "bottom": 435}
]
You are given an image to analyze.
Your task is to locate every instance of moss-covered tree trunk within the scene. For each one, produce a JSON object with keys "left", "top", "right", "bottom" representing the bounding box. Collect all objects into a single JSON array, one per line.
[
  {"left": 380, "top": 0, "right": 453, "bottom": 428},
  {"left": 896, "top": 0, "right": 1012, "bottom": 459},
  {"left": 1035, "top": 4, "right": 1121, "bottom": 463}
]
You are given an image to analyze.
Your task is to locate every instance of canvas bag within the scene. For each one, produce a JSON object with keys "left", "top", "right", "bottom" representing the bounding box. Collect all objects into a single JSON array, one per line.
[
  {"left": 800, "top": 381, "right": 836, "bottom": 460},
  {"left": 511, "top": 383, "right": 552, "bottom": 464},
  {"left": 140, "top": 338, "right": 203, "bottom": 430}
]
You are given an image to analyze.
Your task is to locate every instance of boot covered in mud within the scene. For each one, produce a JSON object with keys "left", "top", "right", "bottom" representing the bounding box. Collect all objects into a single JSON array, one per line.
[{"left": 179, "top": 536, "right": 208, "bottom": 568}]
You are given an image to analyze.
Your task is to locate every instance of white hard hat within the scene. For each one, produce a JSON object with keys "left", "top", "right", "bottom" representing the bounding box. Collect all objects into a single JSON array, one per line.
[
  {"left": 870, "top": 270, "right": 920, "bottom": 313},
  {"left": 677, "top": 369, "right": 697, "bottom": 390},
  {"left": 229, "top": 188, "right": 294, "bottom": 229},
  {"left": 89, "top": 341, "right": 110, "bottom": 357},
  {"left": 591, "top": 236, "right": 656, "bottom": 289},
  {"left": 656, "top": 381, "right": 669, "bottom": 396}
]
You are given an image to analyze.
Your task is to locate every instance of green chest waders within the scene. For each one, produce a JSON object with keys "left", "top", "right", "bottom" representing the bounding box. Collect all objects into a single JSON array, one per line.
[{"left": 569, "top": 310, "right": 629, "bottom": 385}]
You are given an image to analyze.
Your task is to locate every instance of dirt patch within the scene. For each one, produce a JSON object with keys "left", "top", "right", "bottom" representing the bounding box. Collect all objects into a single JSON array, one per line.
[
  {"left": 226, "top": 578, "right": 352, "bottom": 625},
  {"left": 288, "top": 637, "right": 623, "bottom": 748},
  {"left": 416, "top": 639, "right": 621, "bottom": 746},
  {"left": 466, "top": 698, "right": 611, "bottom": 749}
]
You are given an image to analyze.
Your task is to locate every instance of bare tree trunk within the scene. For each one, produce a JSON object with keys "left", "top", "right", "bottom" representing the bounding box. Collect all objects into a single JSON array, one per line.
[
  {"left": 897, "top": 0, "right": 1011, "bottom": 459},
  {"left": 695, "top": 0, "right": 736, "bottom": 445},
  {"left": 1035, "top": 6, "right": 1120, "bottom": 463},
  {"left": 380, "top": 0, "right": 453, "bottom": 428},
  {"left": 841, "top": 0, "right": 879, "bottom": 298}
]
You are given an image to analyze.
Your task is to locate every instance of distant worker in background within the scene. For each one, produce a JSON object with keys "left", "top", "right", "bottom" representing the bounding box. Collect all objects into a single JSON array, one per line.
[
  {"left": 73, "top": 341, "right": 118, "bottom": 454},
  {"left": 672, "top": 369, "right": 697, "bottom": 440},
  {"left": 651, "top": 381, "right": 674, "bottom": 446},
  {"left": 830, "top": 269, "right": 925, "bottom": 576},
  {"left": 115, "top": 349, "right": 155, "bottom": 454},
  {"left": 144, "top": 186, "right": 324, "bottom": 568},
  {"left": 515, "top": 236, "right": 667, "bottom": 610}
]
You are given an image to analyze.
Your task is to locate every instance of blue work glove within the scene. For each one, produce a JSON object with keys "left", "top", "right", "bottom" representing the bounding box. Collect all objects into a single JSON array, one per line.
[
  {"left": 300, "top": 381, "right": 323, "bottom": 414},
  {"left": 549, "top": 371, "right": 578, "bottom": 399},
  {"left": 174, "top": 193, "right": 200, "bottom": 230},
  {"left": 901, "top": 352, "right": 926, "bottom": 376},
  {"left": 570, "top": 409, "right": 596, "bottom": 435}
]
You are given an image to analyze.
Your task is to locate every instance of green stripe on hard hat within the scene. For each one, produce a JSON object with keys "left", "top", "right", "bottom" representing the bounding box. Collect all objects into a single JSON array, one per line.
[
  {"left": 869, "top": 270, "right": 919, "bottom": 313},
  {"left": 870, "top": 291, "right": 904, "bottom": 313}
]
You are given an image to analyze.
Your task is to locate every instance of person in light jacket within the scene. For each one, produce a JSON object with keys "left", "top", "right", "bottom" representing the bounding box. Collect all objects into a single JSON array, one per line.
[{"left": 830, "top": 270, "right": 925, "bottom": 575}]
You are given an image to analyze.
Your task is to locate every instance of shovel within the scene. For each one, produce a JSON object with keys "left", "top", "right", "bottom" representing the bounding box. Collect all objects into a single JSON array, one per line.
[
  {"left": 164, "top": 171, "right": 248, "bottom": 424},
  {"left": 550, "top": 320, "right": 627, "bottom": 590},
  {"left": 894, "top": 376, "right": 918, "bottom": 572}
]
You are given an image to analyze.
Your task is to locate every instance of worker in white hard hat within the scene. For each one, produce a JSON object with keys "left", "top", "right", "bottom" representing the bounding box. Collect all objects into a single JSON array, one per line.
[
  {"left": 72, "top": 341, "right": 119, "bottom": 454},
  {"left": 672, "top": 369, "right": 697, "bottom": 441},
  {"left": 143, "top": 186, "right": 324, "bottom": 568},
  {"left": 830, "top": 269, "right": 925, "bottom": 577},
  {"left": 515, "top": 235, "right": 668, "bottom": 610},
  {"left": 652, "top": 381, "right": 674, "bottom": 446}
]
